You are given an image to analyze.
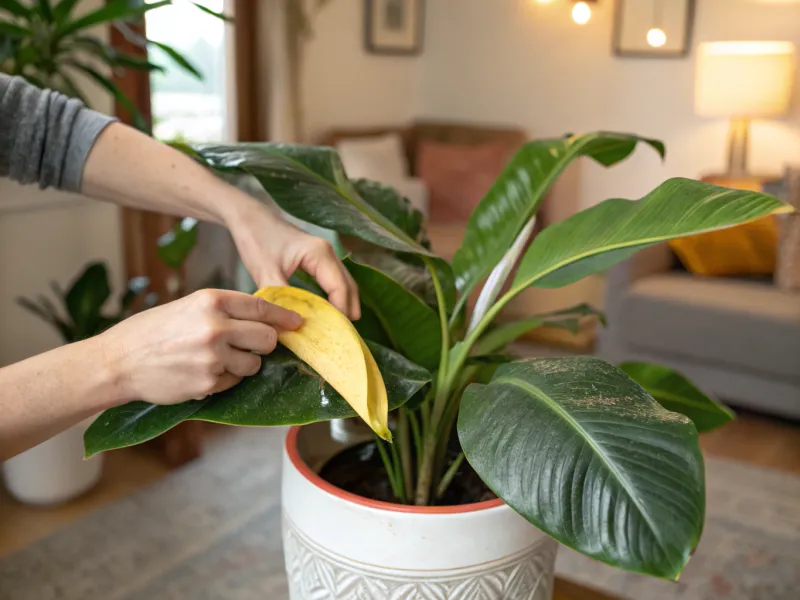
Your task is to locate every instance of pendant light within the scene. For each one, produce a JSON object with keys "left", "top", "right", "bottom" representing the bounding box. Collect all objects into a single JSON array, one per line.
[
  {"left": 571, "top": 1, "right": 593, "bottom": 25},
  {"left": 647, "top": 0, "right": 667, "bottom": 48}
]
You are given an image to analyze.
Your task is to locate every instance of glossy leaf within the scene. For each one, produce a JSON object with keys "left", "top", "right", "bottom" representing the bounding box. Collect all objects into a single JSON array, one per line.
[
  {"left": 512, "top": 178, "right": 788, "bottom": 292},
  {"left": 620, "top": 362, "right": 734, "bottom": 433},
  {"left": 353, "top": 251, "right": 456, "bottom": 313},
  {"left": 157, "top": 217, "right": 199, "bottom": 270},
  {"left": 475, "top": 303, "right": 605, "bottom": 355},
  {"left": 458, "top": 357, "right": 705, "bottom": 580},
  {"left": 345, "top": 258, "right": 442, "bottom": 371},
  {"left": 65, "top": 262, "right": 110, "bottom": 337},
  {"left": 188, "top": 143, "right": 432, "bottom": 256},
  {"left": 352, "top": 178, "right": 424, "bottom": 242},
  {"left": 84, "top": 342, "right": 430, "bottom": 457},
  {"left": 452, "top": 132, "right": 664, "bottom": 316}
]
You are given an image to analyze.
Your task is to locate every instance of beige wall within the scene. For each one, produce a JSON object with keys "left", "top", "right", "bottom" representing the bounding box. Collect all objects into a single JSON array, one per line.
[
  {"left": 266, "top": 0, "right": 423, "bottom": 142},
  {"left": 420, "top": 0, "right": 800, "bottom": 209},
  {"left": 0, "top": 2, "right": 123, "bottom": 366}
]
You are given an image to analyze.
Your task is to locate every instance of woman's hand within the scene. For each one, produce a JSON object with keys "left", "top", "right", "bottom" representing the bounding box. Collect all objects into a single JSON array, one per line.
[
  {"left": 223, "top": 199, "right": 361, "bottom": 321},
  {"left": 99, "top": 289, "right": 302, "bottom": 405}
]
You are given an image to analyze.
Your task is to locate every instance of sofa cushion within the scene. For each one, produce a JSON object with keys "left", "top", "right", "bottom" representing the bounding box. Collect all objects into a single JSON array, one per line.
[
  {"left": 417, "top": 140, "right": 513, "bottom": 223},
  {"left": 620, "top": 273, "right": 800, "bottom": 380},
  {"left": 336, "top": 133, "right": 408, "bottom": 182}
]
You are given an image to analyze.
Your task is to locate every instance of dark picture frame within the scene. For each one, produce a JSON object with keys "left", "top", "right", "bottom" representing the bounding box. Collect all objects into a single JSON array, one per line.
[
  {"left": 364, "top": 0, "right": 425, "bottom": 56},
  {"left": 613, "top": 0, "right": 696, "bottom": 58}
]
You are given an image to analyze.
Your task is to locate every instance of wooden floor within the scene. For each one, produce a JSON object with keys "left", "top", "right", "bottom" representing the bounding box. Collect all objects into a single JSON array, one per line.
[{"left": 1, "top": 411, "right": 798, "bottom": 560}]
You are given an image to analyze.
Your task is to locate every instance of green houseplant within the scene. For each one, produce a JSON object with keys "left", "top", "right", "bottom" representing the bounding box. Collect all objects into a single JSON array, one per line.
[
  {"left": 17, "top": 261, "right": 153, "bottom": 343},
  {"left": 5, "top": 262, "right": 152, "bottom": 506},
  {"left": 82, "top": 132, "right": 785, "bottom": 588},
  {"left": 0, "top": 0, "right": 227, "bottom": 129}
]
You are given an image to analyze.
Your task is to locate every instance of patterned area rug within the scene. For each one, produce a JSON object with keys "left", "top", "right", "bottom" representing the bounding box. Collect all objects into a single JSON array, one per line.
[{"left": 1, "top": 427, "right": 798, "bottom": 600}]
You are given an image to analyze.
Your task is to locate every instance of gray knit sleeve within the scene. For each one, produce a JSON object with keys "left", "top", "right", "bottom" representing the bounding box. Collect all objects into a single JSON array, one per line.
[{"left": 0, "top": 73, "right": 117, "bottom": 192}]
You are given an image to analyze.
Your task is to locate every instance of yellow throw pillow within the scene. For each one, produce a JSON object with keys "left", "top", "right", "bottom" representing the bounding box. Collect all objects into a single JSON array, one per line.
[{"left": 668, "top": 215, "right": 779, "bottom": 277}]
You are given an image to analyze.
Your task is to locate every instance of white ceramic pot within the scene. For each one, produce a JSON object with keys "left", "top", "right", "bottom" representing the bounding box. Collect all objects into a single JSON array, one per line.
[
  {"left": 282, "top": 423, "right": 558, "bottom": 600},
  {"left": 2, "top": 417, "right": 103, "bottom": 506}
]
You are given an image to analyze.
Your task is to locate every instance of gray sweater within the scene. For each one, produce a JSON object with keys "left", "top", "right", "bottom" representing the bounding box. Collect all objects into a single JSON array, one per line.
[{"left": 0, "top": 73, "right": 116, "bottom": 192}]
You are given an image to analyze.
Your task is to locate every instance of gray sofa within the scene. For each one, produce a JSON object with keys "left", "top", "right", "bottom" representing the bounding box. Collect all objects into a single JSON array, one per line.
[{"left": 598, "top": 244, "right": 800, "bottom": 419}]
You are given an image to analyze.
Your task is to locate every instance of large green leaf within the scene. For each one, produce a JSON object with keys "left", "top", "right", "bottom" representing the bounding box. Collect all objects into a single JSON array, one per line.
[
  {"left": 451, "top": 132, "right": 664, "bottom": 317},
  {"left": 352, "top": 178, "right": 424, "bottom": 242},
  {"left": 84, "top": 342, "right": 429, "bottom": 457},
  {"left": 187, "top": 143, "right": 431, "bottom": 256},
  {"left": 345, "top": 258, "right": 441, "bottom": 371},
  {"left": 475, "top": 303, "right": 605, "bottom": 355},
  {"left": 620, "top": 362, "right": 734, "bottom": 433},
  {"left": 458, "top": 357, "right": 705, "bottom": 580},
  {"left": 512, "top": 178, "right": 788, "bottom": 291},
  {"left": 65, "top": 261, "right": 111, "bottom": 338}
]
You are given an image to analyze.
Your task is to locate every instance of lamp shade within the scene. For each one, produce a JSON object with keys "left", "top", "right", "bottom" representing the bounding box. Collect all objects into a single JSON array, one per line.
[{"left": 695, "top": 41, "right": 797, "bottom": 118}]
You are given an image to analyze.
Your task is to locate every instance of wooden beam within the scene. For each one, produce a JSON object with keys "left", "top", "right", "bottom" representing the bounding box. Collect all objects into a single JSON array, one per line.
[{"left": 233, "top": 0, "right": 265, "bottom": 141}]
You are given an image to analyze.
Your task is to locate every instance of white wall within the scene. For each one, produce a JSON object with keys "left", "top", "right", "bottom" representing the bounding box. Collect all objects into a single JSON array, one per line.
[
  {"left": 293, "top": 0, "right": 423, "bottom": 141},
  {"left": 0, "top": 2, "right": 123, "bottom": 366},
  {"left": 421, "top": 0, "right": 800, "bottom": 209}
]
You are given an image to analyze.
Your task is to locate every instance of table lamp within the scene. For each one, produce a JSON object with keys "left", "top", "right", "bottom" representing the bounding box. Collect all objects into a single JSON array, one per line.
[{"left": 695, "top": 41, "right": 796, "bottom": 177}]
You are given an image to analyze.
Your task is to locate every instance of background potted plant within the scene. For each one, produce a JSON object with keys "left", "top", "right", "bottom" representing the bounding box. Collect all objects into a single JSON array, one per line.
[
  {"left": 5, "top": 263, "right": 152, "bottom": 505},
  {"left": 83, "top": 132, "right": 783, "bottom": 598},
  {"left": 0, "top": 0, "right": 227, "bottom": 131}
]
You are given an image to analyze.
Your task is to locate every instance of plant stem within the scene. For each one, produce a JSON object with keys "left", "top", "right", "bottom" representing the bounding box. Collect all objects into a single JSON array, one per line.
[
  {"left": 397, "top": 408, "right": 414, "bottom": 501},
  {"left": 423, "top": 257, "right": 450, "bottom": 395},
  {"left": 408, "top": 409, "right": 423, "bottom": 475},
  {"left": 414, "top": 258, "right": 454, "bottom": 506},
  {"left": 375, "top": 436, "right": 404, "bottom": 503},
  {"left": 388, "top": 436, "right": 407, "bottom": 503},
  {"left": 436, "top": 453, "right": 465, "bottom": 501}
]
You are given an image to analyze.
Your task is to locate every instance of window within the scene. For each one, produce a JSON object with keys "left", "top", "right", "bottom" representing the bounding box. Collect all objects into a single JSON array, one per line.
[{"left": 145, "top": 0, "right": 232, "bottom": 143}]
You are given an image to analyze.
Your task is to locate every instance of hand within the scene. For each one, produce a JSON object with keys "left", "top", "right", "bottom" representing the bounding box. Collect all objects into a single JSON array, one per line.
[
  {"left": 224, "top": 199, "right": 361, "bottom": 320},
  {"left": 99, "top": 289, "right": 302, "bottom": 405}
]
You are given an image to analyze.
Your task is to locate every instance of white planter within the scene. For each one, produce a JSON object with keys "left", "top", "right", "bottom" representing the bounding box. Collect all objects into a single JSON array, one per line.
[
  {"left": 2, "top": 417, "right": 103, "bottom": 506},
  {"left": 282, "top": 423, "right": 558, "bottom": 600}
]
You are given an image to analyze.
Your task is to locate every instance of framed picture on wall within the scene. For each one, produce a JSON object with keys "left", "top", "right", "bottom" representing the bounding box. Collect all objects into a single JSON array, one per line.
[
  {"left": 613, "top": 0, "right": 696, "bottom": 58},
  {"left": 364, "top": 0, "right": 424, "bottom": 56}
]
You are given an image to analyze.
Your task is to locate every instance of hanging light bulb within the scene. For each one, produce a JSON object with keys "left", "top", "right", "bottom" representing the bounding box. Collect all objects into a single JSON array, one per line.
[
  {"left": 647, "top": 28, "right": 667, "bottom": 48},
  {"left": 572, "top": 1, "right": 592, "bottom": 25},
  {"left": 647, "top": 1, "right": 666, "bottom": 48}
]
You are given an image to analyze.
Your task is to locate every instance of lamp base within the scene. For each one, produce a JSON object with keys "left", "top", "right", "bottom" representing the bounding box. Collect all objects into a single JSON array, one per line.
[{"left": 726, "top": 118, "right": 750, "bottom": 178}]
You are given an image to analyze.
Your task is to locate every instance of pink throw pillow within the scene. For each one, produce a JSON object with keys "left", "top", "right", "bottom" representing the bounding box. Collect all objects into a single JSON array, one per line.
[{"left": 417, "top": 140, "right": 513, "bottom": 223}]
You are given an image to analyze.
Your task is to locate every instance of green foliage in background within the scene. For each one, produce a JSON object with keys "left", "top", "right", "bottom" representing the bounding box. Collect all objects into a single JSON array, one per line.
[{"left": 0, "top": 0, "right": 229, "bottom": 130}]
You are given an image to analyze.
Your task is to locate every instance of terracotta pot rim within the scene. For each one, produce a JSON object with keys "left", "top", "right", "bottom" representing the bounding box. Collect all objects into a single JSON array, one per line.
[{"left": 286, "top": 425, "right": 504, "bottom": 515}]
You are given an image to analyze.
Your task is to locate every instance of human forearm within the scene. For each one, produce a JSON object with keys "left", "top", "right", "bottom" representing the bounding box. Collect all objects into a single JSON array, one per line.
[
  {"left": 80, "top": 122, "right": 268, "bottom": 227},
  {"left": 0, "top": 337, "right": 125, "bottom": 460}
]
